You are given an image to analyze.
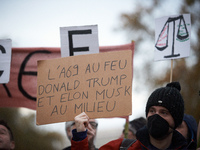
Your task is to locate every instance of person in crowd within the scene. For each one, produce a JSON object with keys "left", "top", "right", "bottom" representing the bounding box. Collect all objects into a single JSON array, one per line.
[
  {"left": 63, "top": 119, "right": 98, "bottom": 150},
  {"left": 0, "top": 120, "right": 15, "bottom": 150},
  {"left": 197, "top": 120, "right": 200, "bottom": 150},
  {"left": 176, "top": 114, "right": 198, "bottom": 149},
  {"left": 70, "top": 82, "right": 188, "bottom": 149},
  {"left": 119, "top": 117, "right": 146, "bottom": 139}
]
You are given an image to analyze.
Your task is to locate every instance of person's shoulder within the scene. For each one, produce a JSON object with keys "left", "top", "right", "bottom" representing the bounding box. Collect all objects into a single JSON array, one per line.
[
  {"left": 129, "top": 140, "right": 142, "bottom": 149},
  {"left": 99, "top": 138, "right": 123, "bottom": 149},
  {"left": 100, "top": 138, "right": 142, "bottom": 150},
  {"left": 62, "top": 146, "right": 71, "bottom": 150},
  {"left": 120, "top": 139, "right": 138, "bottom": 150}
]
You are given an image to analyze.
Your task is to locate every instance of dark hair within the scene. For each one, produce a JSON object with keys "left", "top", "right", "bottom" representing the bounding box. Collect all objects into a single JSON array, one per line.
[
  {"left": 129, "top": 117, "right": 147, "bottom": 135},
  {"left": 0, "top": 120, "right": 14, "bottom": 141}
]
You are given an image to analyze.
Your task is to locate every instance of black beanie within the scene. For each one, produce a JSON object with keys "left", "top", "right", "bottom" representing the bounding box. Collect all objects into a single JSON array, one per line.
[{"left": 145, "top": 82, "right": 184, "bottom": 129}]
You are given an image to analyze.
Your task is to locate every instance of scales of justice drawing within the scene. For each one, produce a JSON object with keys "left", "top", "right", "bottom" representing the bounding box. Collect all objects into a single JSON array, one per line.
[{"left": 155, "top": 14, "right": 191, "bottom": 60}]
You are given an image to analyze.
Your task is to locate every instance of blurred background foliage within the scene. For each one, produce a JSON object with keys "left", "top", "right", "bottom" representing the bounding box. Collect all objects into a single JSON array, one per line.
[
  {"left": 119, "top": 0, "right": 200, "bottom": 123},
  {"left": 0, "top": 0, "right": 199, "bottom": 149}
]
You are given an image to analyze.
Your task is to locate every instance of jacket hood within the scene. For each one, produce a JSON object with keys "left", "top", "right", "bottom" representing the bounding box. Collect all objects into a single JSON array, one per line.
[{"left": 183, "top": 114, "right": 198, "bottom": 146}]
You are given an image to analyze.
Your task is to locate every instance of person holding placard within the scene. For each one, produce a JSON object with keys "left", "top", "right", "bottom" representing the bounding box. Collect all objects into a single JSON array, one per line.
[
  {"left": 63, "top": 120, "right": 98, "bottom": 150},
  {"left": 70, "top": 82, "right": 189, "bottom": 150}
]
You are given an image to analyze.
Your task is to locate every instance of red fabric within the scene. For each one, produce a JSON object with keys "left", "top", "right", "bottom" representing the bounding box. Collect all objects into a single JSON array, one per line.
[
  {"left": 99, "top": 139, "right": 142, "bottom": 150},
  {"left": 0, "top": 42, "right": 134, "bottom": 110},
  {"left": 99, "top": 138, "right": 123, "bottom": 150},
  {"left": 71, "top": 137, "right": 89, "bottom": 150},
  {"left": 71, "top": 138, "right": 143, "bottom": 150}
]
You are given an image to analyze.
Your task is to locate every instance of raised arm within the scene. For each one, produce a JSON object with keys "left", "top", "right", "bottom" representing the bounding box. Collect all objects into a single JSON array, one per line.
[{"left": 71, "top": 112, "right": 90, "bottom": 150}]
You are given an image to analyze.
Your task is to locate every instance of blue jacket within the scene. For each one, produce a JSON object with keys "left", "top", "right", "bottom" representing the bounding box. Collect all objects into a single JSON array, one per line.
[{"left": 182, "top": 114, "right": 198, "bottom": 149}]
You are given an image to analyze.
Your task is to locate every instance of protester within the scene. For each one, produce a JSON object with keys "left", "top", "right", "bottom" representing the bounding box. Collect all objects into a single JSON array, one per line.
[
  {"left": 176, "top": 114, "right": 198, "bottom": 149},
  {"left": 70, "top": 82, "right": 188, "bottom": 149},
  {"left": 0, "top": 120, "right": 15, "bottom": 150},
  {"left": 197, "top": 120, "right": 200, "bottom": 150},
  {"left": 120, "top": 117, "right": 146, "bottom": 139},
  {"left": 63, "top": 119, "right": 98, "bottom": 150}
]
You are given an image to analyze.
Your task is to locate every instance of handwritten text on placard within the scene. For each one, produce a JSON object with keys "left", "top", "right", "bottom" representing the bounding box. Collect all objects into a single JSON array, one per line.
[{"left": 36, "top": 50, "right": 132, "bottom": 125}]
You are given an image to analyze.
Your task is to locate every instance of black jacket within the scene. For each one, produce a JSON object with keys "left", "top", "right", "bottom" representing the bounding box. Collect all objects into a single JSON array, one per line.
[{"left": 136, "top": 126, "right": 188, "bottom": 150}]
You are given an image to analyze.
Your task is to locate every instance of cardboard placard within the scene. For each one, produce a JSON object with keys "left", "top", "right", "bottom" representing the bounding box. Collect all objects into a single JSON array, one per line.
[{"left": 36, "top": 50, "right": 132, "bottom": 125}]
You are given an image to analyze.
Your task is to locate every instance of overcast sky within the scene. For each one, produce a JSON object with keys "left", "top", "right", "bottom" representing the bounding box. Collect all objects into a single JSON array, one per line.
[{"left": 0, "top": 0, "right": 135, "bottom": 47}]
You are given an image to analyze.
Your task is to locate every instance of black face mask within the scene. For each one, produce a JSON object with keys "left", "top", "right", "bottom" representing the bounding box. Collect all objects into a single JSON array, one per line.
[{"left": 147, "top": 114, "right": 172, "bottom": 140}]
